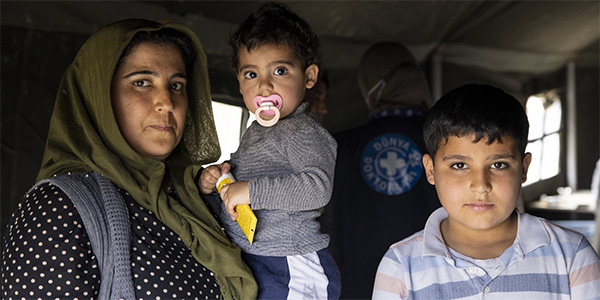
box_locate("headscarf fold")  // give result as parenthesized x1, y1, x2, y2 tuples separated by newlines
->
(358, 42, 433, 115)
(37, 19, 257, 300)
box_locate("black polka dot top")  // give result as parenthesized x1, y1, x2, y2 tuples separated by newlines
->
(2, 181, 222, 299)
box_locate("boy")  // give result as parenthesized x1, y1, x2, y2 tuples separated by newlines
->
(372, 84, 600, 299)
(199, 3, 340, 299)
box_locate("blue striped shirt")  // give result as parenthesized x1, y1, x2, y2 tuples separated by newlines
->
(373, 208, 600, 299)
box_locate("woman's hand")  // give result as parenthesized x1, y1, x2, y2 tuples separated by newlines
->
(199, 163, 231, 194)
(219, 181, 250, 221)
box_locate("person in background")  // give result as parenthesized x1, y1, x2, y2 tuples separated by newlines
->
(373, 83, 600, 299)
(305, 68, 331, 123)
(1, 19, 257, 299)
(322, 41, 440, 299)
(199, 3, 340, 300)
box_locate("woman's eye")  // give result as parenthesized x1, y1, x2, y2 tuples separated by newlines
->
(451, 163, 467, 170)
(244, 71, 257, 79)
(274, 68, 287, 76)
(170, 82, 184, 91)
(133, 80, 150, 87)
(491, 162, 508, 170)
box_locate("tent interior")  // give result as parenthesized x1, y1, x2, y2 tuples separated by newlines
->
(2, 1, 599, 242)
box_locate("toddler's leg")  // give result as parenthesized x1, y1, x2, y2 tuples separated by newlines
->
(316, 248, 341, 299)
(242, 253, 290, 299)
(242, 249, 341, 300)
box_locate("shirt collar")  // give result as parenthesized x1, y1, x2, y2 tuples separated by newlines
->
(421, 208, 551, 259)
(514, 211, 551, 254)
(422, 207, 452, 258)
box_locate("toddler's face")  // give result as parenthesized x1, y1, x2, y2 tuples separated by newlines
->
(236, 44, 318, 121)
(422, 134, 531, 234)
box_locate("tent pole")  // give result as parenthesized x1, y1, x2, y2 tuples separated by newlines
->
(431, 49, 443, 102)
(566, 60, 577, 190)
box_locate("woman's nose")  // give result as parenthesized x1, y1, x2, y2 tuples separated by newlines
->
(155, 87, 174, 113)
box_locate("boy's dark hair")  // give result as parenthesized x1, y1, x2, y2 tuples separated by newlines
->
(119, 28, 197, 75)
(228, 2, 321, 71)
(423, 84, 529, 159)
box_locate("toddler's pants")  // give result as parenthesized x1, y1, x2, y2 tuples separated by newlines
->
(242, 248, 341, 300)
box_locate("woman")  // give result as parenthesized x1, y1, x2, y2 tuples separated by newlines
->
(1, 19, 257, 299)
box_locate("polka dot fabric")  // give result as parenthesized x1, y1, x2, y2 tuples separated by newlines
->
(124, 187, 221, 300)
(2, 182, 222, 299)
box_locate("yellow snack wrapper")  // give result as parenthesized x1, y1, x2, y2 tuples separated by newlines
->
(216, 173, 257, 244)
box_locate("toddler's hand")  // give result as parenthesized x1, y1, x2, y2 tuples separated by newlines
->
(199, 163, 232, 194)
(220, 181, 250, 221)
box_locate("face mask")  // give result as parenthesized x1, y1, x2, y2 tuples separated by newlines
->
(364, 63, 408, 106)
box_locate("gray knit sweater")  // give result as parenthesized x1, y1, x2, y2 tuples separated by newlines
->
(219, 102, 337, 256)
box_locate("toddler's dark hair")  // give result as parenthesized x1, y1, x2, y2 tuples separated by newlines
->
(228, 2, 321, 71)
(423, 84, 529, 160)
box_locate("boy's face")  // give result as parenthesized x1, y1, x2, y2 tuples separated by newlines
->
(422, 134, 532, 234)
(236, 44, 318, 121)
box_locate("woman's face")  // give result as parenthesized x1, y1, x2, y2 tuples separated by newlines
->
(111, 42, 188, 161)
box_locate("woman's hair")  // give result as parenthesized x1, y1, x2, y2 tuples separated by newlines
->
(423, 84, 529, 160)
(228, 2, 321, 71)
(118, 28, 197, 74)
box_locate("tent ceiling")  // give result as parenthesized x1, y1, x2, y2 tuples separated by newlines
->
(3, 1, 599, 75)
(143, 0, 599, 74)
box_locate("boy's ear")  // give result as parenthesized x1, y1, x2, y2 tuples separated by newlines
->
(304, 64, 319, 89)
(423, 154, 435, 185)
(521, 152, 532, 183)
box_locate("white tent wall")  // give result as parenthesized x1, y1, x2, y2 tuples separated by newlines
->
(1, 0, 599, 242)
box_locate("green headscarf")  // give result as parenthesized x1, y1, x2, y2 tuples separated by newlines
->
(37, 19, 257, 300)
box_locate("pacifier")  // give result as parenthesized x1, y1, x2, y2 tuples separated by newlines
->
(253, 94, 283, 127)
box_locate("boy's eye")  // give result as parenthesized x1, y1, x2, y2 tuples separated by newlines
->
(274, 67, 287, 76)
(491, 162, 508, 170)
(451, 163, 467, 170)
(244, 71, 257, 79)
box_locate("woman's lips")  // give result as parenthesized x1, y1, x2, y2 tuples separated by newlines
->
(150, 125, 172, 131)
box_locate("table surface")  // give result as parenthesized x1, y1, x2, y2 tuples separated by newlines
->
(527, 190, 597, 213)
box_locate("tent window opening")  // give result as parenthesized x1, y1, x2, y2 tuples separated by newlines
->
(210, 100, 252, 164)
(523, 91, 562, 186)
